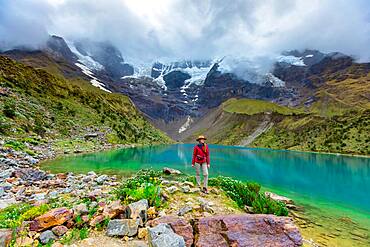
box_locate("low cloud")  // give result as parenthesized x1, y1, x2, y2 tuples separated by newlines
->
(1, 0, 369, 62)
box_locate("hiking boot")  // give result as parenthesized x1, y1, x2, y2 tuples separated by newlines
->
(203, 187, 208, 194)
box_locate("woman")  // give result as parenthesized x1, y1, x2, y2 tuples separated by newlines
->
(191, 135, 210, 193)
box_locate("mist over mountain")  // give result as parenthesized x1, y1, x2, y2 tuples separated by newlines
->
(1, 0, 370, 63)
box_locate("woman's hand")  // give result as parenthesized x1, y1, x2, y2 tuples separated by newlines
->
(207, 163, 210, 168)
(192, 164, 194, 167)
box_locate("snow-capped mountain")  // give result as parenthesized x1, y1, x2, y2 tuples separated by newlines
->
(2, 34, 363, 139)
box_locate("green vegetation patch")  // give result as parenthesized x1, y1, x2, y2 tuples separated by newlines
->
(209, 176, 288, 216)
(222, 98, 302, 116)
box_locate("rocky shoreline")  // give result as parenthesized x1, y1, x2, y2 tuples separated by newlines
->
(0, 144, 306, 247)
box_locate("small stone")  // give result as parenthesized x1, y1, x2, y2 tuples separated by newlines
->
(163, 167, 181, 175)
(161, 180, 170, 185)
(81, 215, 89, 223)
(147, 207, 157, 219)
(161, 191, 170, 200)
(265, 191, 293, 204)
(244, 205, 254, 213)
(148, 223, 185, 247)
(51, 242, 64, 247)
(39, 230, 57, 244)
(178, 206, 192, 216)
(82, 176, 92, 183)
(183, 181, 194, 187)
(87, 171, 97, 176)
(16, 236, 34, 246)
(103, 200, 125, 219)
(138, 227, 148, 240)
(106, 219, 139, 237)
(189, 188, 200, 193)
(166, 186, 178, 194)
(51, 225, 68, 236)
(89, 214, 105, 227)
(180, 186, 191, 193)
(96, 175, 109, 184)
(48, 191, 59, 199)
(74, 203, 89, 215)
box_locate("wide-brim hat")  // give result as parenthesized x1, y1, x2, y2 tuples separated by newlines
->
(196, 135, 207, 141)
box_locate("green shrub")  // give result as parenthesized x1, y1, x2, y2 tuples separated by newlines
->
(18, 204, 50, 222)
(113, 169, 162, 207)
(252, 194, 289, 216)
(3, 98, 16, 118)
(79, 227, 89, 240)
(0, 203, 32, 228)
(0, 115, 11, 134)
(4, 140, 26, 151)
(208, 176, 288, 216)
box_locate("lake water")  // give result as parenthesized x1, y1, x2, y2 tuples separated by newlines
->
(42, 144, 370, 245)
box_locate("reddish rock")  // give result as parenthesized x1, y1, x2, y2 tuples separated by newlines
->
(51, 225, 68, 236)
(0, 229, 13, 247)
(194, 214, 302, 247)
(29, 207, 73, 232)
(56, 173, 67, 180)
(148, 216, 194, 247)
(65, 219, 74, 228)
(89, 214, 105, 227)
(103, 200, 125, 219)
(81, 215, 90, 223)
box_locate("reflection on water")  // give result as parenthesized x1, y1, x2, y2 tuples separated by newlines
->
(42, 144, 370, 214)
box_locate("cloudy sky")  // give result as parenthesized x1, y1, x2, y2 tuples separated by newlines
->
(1, 0, 370, 62)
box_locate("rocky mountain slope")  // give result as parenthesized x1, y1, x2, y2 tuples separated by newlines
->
(2, 35, 369, 154)
(182, 98, 370, 155)
(0, 55, 171, 155)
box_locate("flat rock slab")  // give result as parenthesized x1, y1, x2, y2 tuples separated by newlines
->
(148, 216, 194, 247)
(195, 214, 302, 247)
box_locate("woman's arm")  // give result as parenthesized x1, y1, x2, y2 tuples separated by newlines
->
(192, 146, 197, 166)
(206, 145, 210, 166)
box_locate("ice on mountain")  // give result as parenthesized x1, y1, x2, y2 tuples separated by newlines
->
(153, 75, 167, 90)
(305, 54, 314, 58)
(265, 73, 285, 87)
(67, 41, 104, 71)
(75, 63, 111, 93)
(277, 55, 306, 66)
(178, 116, 193, 133)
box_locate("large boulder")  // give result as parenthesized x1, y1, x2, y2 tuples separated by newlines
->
(29, 207, 73, 232)
(106, 219, 139, 237)
(148, 223, 186, 247)
(194, 214, 302, 247)
(126, 199, 149, 225)
(148, 216, 193, 247)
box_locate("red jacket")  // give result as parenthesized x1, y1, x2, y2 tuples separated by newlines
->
(192, 144, 210, 165)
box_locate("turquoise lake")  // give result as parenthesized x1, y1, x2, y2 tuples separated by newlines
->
(42, 144, 370, 215)
(42, 144, 370, 245)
